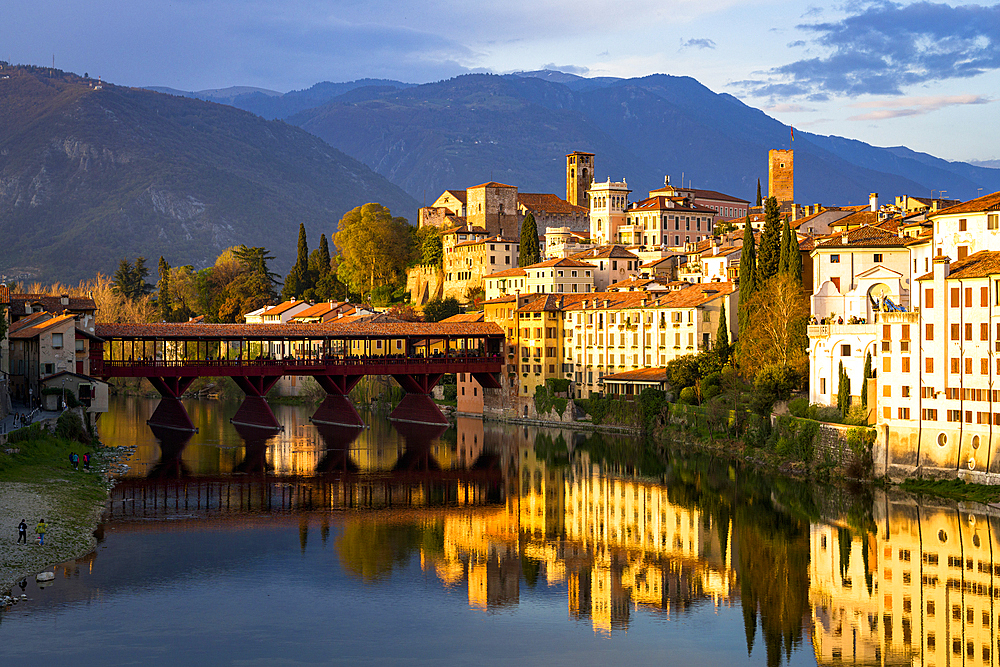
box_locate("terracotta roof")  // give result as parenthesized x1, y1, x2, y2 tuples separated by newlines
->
(485, 267, 527, 279)
(517, 193, 587, 215)
(290, 302, 342, 319)
(515, 283, 736, 314)
(600, 368, 668, 383)
(263, 300, 310, 316)
(94, 321, 504, 339)
(928, 191, 1000, 217)
(814, 224, 906, 249)
(571, 245, 640, 261)
(9, 314, 77, 339)
(468, 181, 516, 189)
(524, 257, 594, 270)
(440, 312, 485, 323)
(916, 250, 1000, 281)
(629, 196, 717, 215)
(10, 294, 97, 312)
(8, 311, 51, 334)
(483, 295, 518, 305)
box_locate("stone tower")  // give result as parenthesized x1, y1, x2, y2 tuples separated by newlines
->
(768, 149, 794, 205)
(566, 151, 595, 208)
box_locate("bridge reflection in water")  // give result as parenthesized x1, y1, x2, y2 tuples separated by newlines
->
(99, 404, 1000, 664)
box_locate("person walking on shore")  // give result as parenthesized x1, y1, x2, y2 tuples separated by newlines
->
(17, 519, 27, 544)
(35, 519, 47, 545)
(83, 452, 90, 471)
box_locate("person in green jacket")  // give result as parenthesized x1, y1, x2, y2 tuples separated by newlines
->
(35, 519, 47, 545)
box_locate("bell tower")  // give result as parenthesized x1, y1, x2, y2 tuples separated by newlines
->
(566, 151, 595, 208)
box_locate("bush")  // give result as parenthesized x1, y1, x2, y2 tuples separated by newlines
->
(787, 397, 809, 418)
(638, 388, 666, 432)
(56, 411, 91, 445)
(773, 415, 819, 462)
(679, 386, 698, 405)
(846, 427, 876, 478)
(443, 384, 457, 401)
(754, 364, 798, 401)
(844, 403, 869, 426)
(546, 378, 571, 394)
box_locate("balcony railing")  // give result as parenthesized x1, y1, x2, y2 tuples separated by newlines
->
(807, 323, 876, 338)
(876, 311, 920, 324)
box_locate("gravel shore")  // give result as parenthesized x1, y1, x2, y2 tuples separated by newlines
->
(0, 477, 107, 595)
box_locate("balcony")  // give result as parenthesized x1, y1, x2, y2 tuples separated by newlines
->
(876, 311, 920, 324)
(808, 323, 876, 339)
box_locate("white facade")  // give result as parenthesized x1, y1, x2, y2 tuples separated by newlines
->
(588, 180, 630, 246)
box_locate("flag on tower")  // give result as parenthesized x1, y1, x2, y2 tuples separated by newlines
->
(790, 126, 795, 142)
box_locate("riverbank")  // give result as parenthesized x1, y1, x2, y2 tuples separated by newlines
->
(0, 417, 121, 595)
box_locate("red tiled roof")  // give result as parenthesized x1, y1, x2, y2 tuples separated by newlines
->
(9, 314, 77, 339)
(10, 294, 97, 312)
(468, 181, 516, 189)
(928, 191, 1000, 217)
(440, 312, 485, 323)
(95, 321, 504, 339)
(263, 300, 311, 316)
(630, 196, 717, 215)
(517, 193, 588, 215)
(524, 257, 594, 270)
(514, 283, 736, 314)
(814, 224, 906, 248)
(571, 245, 640, 261)
(916, 250, 1000, 281)
(8, 311, 51, 334)
(485, 267, 527, 279)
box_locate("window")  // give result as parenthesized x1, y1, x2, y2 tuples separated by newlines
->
(951, 287, 960, 307)
(51, 333, 63, 348)
(925, 288, 934, 309)
(951, 323, 960, 340)
(902, 385, 911, 397)
(984, 358, 990, 375)
(958, 246, 969, 261)
(965, 323, 973, 340)
(883, 385, 891, 397)
(841, 344, 851, 356)
(926, 323, 934, 340)
(75, 339, 85, 352)
(982, 323, 989, 340)
(959, 218, 967, 231)
(883, 357, 892, 373)
(902, 358, 911, 373)
(951, 357, 960, 373)
(820, 378, 826, 394)
(830, 254, 840, 263)
(989, 213, 999, 230)
(898, 407, 910, 420)
(966, 358, 973, 374)
(874, 253, 883, 262)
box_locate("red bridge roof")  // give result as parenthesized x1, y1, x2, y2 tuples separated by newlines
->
(95, 321, 504, 340)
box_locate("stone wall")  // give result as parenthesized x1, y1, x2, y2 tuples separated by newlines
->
(477, 387, 578, 425)
(406, 264, 444, 307)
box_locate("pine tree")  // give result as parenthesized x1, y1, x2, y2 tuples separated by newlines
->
(157, 256, 172, 322)
(756, 197, 782, 285)
(737, 217, 757, 338)
(519, 213, 540, 267)
(756, 179, 762, 207)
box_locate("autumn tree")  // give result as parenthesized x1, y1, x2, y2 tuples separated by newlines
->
(519, 213, 540, 267)
(333, 203, 413, 300)
(215, 246, 281, 322)
(738, 273, 809, 381)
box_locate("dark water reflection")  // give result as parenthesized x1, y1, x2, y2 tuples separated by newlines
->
(1, 397, 998, 667)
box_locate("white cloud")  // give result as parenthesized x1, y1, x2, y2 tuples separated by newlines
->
(847, 94, 991, 120)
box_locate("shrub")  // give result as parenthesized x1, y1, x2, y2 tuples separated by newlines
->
(846, 427, 876, 478)
(443, 384, 457, 401)
(787, 397, 809, 418)
(56, 411, 91, 445)
(844, 403, 869, 426)
(754, 364, 798, 401)
(773, 415, 819, 462)
(679, 386, 698, 405)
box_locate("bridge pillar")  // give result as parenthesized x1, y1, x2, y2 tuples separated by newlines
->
(232, 422, 276, 474)
(311, 375, 365, 428)
(314, 423, 363, 474)
(147, 424, 195, 478)
(231, 376, 282, 431)
(389, 373, 448, 426)
(146, 377, 198, 431)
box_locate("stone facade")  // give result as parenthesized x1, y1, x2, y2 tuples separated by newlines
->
(768, 149, 794, 205)
(566, 151, 594, 208)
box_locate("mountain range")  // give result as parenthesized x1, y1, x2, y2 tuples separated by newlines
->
(171, 70, 999, 208)
(0, 66, 418, 283)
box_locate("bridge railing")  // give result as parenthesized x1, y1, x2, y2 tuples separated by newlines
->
(97, 352, 505, 369)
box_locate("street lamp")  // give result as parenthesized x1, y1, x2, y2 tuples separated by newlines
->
(61, 379, 66, 411)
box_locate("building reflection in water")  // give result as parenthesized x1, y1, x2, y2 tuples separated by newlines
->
(809, 493, 1000, 667)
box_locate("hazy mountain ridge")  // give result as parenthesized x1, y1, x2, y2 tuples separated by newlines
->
(0, 67, 418, 283)
(209, 69, 999, 205)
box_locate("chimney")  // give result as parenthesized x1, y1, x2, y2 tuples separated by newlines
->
(842, 233, 849, 245)
(869, 193, 879, 212)
(60, 294, 69, 306)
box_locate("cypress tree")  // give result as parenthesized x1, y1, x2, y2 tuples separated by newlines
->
(716, 300, 731, 365)
(296, 223, 309, 270)
(862, 351, 872, 410)
(756, 197, 782, 285)
(756, 179, 762, 207)
(157, 256, 171, 322)
(786, 221, 802, 283)
(519, 212, 540, 267)
(737, 217, 757, 338)
(282, 223, 312, 300)
(317, 234, 331, 277)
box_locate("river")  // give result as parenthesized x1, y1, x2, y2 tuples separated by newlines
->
(0, 396, 996, 666)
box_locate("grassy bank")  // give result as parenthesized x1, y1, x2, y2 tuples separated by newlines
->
(0, 416, 108, 594)
(899, 478, 1000, 505)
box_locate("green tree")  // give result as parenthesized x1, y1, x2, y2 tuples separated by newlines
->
(738, 218, 757, 338)
(112, 257, 152, 300)
(308, 233, 332, 280)
(837, 361, 850, 416)
(519, 212, 540, 267)
(418, 226, 443, 267)
(422, 296, 461, 322)
(779, 217, 801, 283)
(756, 178, 762, 207)
(157, 256, 172, 322)
(333, 203, 413, 299)
(282, 223, 314, 301)
(756, 197, 782, 285)
(212, 246, 281, 322)
(666, 354, 701, 393)
(861, 351, 872, 410)
(716, 300, 731, 365)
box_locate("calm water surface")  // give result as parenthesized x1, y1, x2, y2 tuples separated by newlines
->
(0, 396, 996, 666)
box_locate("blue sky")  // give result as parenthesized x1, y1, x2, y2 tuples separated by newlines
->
(4, 0, 998, 163)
